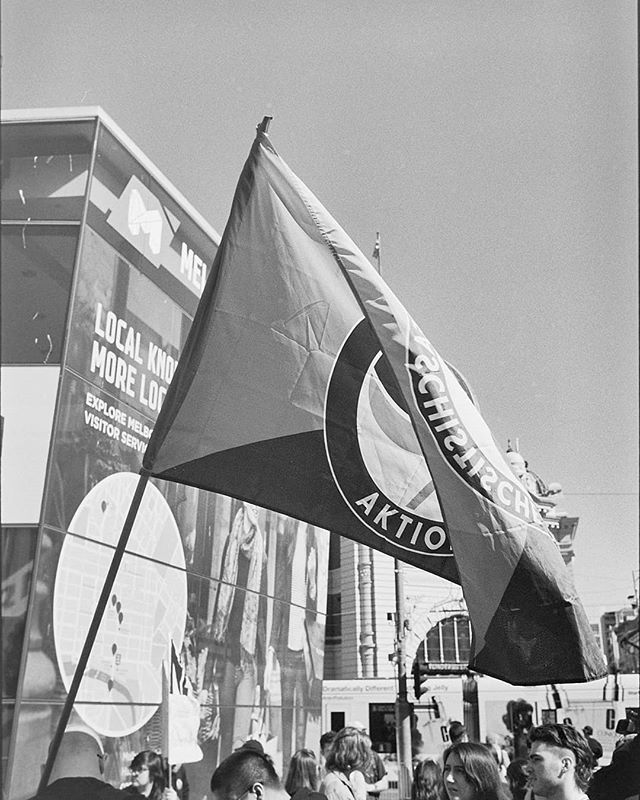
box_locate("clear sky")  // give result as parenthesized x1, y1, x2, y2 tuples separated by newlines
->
(2, 0, 637, 618)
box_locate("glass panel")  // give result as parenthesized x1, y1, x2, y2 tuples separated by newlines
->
(1, 120, 95, 221)
(90, 124, 218, 309)
(1, 225, 78, 364)
(7, 701, 160, 800)
(0, 367, 59, 524)
(1, 702, 14, 792)
(1, 527, 38, 697)
(65, 226, 189, 416)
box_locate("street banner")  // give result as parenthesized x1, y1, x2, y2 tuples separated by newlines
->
(143, 122, 605, 684)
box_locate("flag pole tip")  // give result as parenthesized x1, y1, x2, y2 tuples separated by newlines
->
(257, 116, 273, 134)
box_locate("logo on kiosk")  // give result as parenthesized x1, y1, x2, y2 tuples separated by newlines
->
(127, 187, 163, 255)
(106, 175, 208, 296)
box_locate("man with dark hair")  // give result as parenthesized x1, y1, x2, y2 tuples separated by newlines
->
(448, 721, 468, 745)
(319, 731, 337, 776)
(320, 731, 336, 757)
(527, 723, 593, 799)
(210, 748, 289, 800)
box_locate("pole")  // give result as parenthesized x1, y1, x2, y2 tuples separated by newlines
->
(374, 236, 412, 797)
(394, 558, 413, 800)
(358, 543, 376, 676)
(38, 470, 151, 792)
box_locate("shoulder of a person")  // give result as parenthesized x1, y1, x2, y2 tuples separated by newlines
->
(292, 790, 327, 800)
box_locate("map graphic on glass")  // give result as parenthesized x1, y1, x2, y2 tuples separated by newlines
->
(53, 472, 187, 736)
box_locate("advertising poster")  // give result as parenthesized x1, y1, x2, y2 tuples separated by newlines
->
(13, 215, 329, 798)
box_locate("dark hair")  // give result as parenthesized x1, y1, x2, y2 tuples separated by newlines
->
(505, 758, 529, 800)
(210, 749, 282, 797)
(285, 749, 319, 795)
(325, 727, 368, 775)
(411, 758, 442, 800)
(320, 731, 337, 752)
(130, 750, 165, 800)
(528, 723, 593, 791)
(442, 742, 508, 800)
(583, 725, 593, 737)
(448, 721, 467, 744)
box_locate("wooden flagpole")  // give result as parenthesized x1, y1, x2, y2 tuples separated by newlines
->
(38, 470, 151, 792)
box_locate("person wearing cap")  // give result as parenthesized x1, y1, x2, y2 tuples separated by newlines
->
(29, 727, 128, 799)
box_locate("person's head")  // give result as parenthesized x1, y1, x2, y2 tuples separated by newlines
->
(129, 750, 165, 798)
(210, 748, 287, 800)
(442, 742, 506, 800)
(47, 727, 106, 782)
(582, 725, 593, 737)
(505, 758, 529, 800)
(285, 749, 319, 794)
(325, 727, 368, 775)
(239, 740, 266, 756)
(527, 724, 593, 796)
(411, 758, 442, 800)
(320, 731, 337, 761)
(448, 722, 468, 745)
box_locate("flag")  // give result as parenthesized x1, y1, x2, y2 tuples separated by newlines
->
(371, 232, 381, 266)
(143, 125, 605, 684)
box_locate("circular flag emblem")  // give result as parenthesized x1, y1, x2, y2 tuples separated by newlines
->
(324, 319, 452, 558)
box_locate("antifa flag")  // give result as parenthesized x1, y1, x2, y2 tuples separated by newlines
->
(143, 122, 605, 685)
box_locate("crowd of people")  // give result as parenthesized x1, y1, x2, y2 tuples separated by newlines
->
(407, 720, 639, 800)
(28, 718, 638, 800)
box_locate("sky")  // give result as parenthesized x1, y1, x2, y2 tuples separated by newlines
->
(2, 0, 637, 619)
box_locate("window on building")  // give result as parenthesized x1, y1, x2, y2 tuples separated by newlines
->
(328, 532, 341, 569)
(326, 592, 342, 644)
(331, 711, 345, 732)
(425, 613, 472, 664)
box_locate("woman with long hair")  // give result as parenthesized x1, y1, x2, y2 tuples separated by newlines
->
(442, 742, 509, 800)
(285, 748, 325, 800)
(124, 750, 177, 800)
(411, 758, 442, 800)
(319, 727, 368, 800)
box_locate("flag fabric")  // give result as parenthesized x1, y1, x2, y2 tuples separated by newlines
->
(143, 126, 605, 684)
(371, 232, 381, 265)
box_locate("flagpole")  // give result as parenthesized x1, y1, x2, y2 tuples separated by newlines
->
(38, 469, 151, 792)
(371, 232, 412, 797)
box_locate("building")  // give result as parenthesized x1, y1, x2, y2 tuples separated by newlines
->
(600, 607, 640, 674)
(1, 108, 329, 799)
